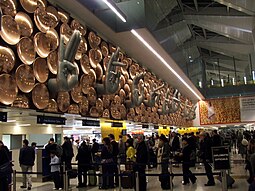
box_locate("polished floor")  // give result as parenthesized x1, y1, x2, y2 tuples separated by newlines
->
(15, 152, 250, 191)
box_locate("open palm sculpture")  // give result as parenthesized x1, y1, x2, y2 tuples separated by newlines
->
(96, 47, 126, 95)
(48, 30, 81, 93)
(144, 84, 164, 107)
(182, 99, 197, 120)
(126, 73, 145, 108)
(169, 89, 181, 113)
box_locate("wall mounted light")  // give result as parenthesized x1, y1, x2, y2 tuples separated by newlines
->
(244, 76, 247, 84)
(131, 29, 202, 101)
(101, 0, 127, 22)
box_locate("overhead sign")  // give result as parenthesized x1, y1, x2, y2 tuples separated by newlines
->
(154, 125, 159, 129)
(82, 119, 100, 127)
(142, 124, 149, 129)
(37, 115, 66, 125)
(111, 122, 123, 127)
(0, 112, 7, 122)
(212, 146, 230, 170)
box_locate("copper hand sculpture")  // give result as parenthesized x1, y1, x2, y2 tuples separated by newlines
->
(169, 89, 181, 113)
(182, 99, 197, 120)
(144, 84, 164, 107)
(97, 47, 126, 95)
(48, 30, 81, 93)
(126, 73, 145, 108)
(159, 88, 171, 114)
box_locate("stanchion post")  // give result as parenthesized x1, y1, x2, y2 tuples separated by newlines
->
(169, 161, 173, 191)
(118, 163, 122, 191)
(13, 170, 16, 191)
(135, 171, 139, 191)
(63, 162, 68, 191)
(221, 170, 228, 191)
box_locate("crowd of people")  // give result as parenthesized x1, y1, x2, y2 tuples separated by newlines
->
(2, 129, 255, 190)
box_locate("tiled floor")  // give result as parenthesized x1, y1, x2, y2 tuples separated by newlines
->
(15, 152, 251, 191)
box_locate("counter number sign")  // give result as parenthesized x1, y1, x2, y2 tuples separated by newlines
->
(212, 146, 230, 170)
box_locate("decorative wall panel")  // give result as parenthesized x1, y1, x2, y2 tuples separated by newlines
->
(0, 0, 194, 126)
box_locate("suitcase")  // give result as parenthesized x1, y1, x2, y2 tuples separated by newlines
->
(218, 173, 235, 188)
(159, 173, 170, 189)
(121, 171, 134, 189)
(88, 169, 97, 186)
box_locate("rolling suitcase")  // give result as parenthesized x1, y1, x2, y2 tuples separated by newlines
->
(218, 173, 235, 188)
(121, 171, 134, 189)
(88, 169, 97, 186)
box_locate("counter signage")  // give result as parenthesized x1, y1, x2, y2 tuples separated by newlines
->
(37, 115, 66, 125)
(212, 146, 230, 170)
(0, 112, 7, 122)
(142, 124, 149, 129)
(154, 125, 159, 129)
(82, 119, 100, 127)
(111, 122, 123, 127)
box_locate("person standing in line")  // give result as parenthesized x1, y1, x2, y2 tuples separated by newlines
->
(199, 132, 215, 186)
(100, 137, 114, 189)
(19, 139, 35, 190)
(118, 135, 126, 163)
(179, 137, 197, 185)
(31, 142, 37, 154)
(76, 141, 92, 188)
(135, 135, 148, 191)
(158, 135, 171, 190)
(61, 136, 74, 171)
(108, 134, 119, 187)
(91, 139, 99, 160)
(0, 140, 11, 191)
(50, 151, 62, 190)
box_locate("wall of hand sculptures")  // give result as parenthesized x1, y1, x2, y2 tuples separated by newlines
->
(0, 0, 195, 126)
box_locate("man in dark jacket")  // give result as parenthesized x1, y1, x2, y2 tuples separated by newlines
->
(0, 141, 10, 191)
(76, 141, 92, 187)
(19, 139, 35, 190)
(199, 132, 215, 186)
(135, 135, 148, 190)
(108, 134, 119, 186)
(62, 136, 74, 170)
(169, 132, 180, 153)
(212, 130, 222, 147)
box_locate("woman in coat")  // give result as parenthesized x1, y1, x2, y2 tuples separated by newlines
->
(100, 137, 114, 189)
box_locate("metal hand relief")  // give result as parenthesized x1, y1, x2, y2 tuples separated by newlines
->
(144, 83, 164, 107)
(48, 30, 81, 93)
(126, 73, 145, 108)
(182, 99, 197, 120)
(97, 47, 126, 95)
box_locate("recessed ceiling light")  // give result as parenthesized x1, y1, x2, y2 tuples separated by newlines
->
(102, 0, 127, 22)
(188, 56, 191, 59)
(131, 29, 202, 101)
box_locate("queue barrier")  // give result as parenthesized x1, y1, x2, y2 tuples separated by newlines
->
(11, 161, 230, 191)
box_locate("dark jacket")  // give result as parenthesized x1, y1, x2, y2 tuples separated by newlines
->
(162, 142, 170, 162)
(110, 141, 119, 158)
(91, 142, 99, 155)
(136, 141, 148, 165)
(76, 143, 92, 170)
(19, 146, 35, 166)
(62, 141, 74, 160)
(0, 146, 9, 166)
(212, 134, 222, 147)
(199, 136, 213, 162)
(45, 143, 57, 156)
(101, 145, 113, 160)
(182, 144, 192, 163)
(171, 136, 180, 152)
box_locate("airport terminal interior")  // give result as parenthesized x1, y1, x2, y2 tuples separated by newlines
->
(1, 0, 255, 191)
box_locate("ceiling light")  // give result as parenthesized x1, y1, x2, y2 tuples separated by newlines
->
(188, 56, 191, 59)
(131, 29, 202, 101)
(102, 0, 127, 22)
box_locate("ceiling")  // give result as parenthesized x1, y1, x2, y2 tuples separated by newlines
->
(50, 0, 255, 100)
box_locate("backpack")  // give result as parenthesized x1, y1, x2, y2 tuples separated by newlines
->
(56, 144, 63, 158)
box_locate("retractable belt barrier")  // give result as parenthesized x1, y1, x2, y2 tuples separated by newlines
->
(11, 161, 230, 191)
